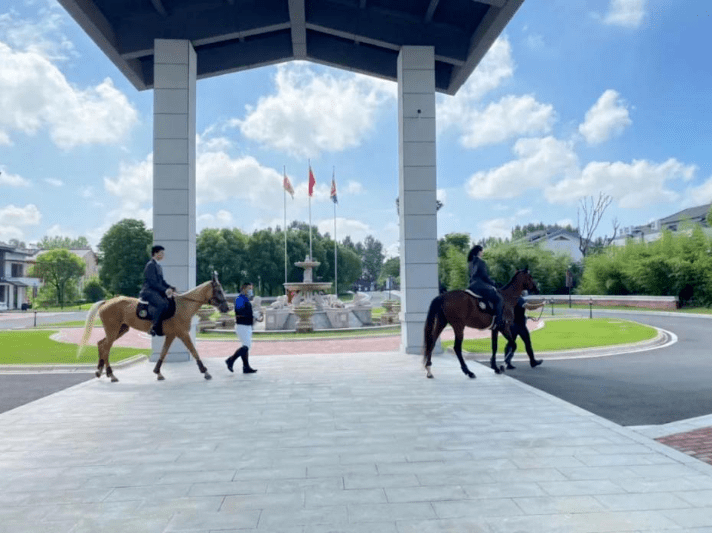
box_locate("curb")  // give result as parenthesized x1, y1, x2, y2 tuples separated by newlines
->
(0, 354, 148, 374)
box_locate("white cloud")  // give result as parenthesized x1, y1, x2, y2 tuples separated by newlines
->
(684, 176, 712, 206)
(459, 94, 555, 149)
(234, 62, 395, 158)
(438, 37, 514, 130)
(437, 188, 447, 206)
(578, 89, 631, 145)
(43, 178, 63, 187)
(344, 181, 363, 195)
(0, 169, 30, 187)
(0, 42, 138, 149)
(602, 0, 646, 28)
(197, 210, 234, 230)
(0, 203, 41, 242)
(0, 4, 77, 61)
(316, 217, 370, 242)
(103, 156, 152, 208)
(466, 136, 579, 199)
(478, 217, 516, 240)
(545, 158, 697, 207)
(44, 223, 78, 239)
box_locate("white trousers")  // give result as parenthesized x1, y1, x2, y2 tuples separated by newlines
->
(235, 324, 252, 348)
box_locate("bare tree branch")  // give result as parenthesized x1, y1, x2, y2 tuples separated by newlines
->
(578, 193, 613, 257)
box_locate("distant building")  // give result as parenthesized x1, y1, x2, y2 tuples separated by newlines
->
(515, 228, 584, 263)
(612, 202, 712, 246)
(0, 243, 43, 310)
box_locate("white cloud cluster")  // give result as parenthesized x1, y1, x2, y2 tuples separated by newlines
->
(234, 62, 395, 158)
(0, 203, 41, 242)
(578, 89, 631, 145)
(438, 38, 554, 148)
(603, 0, 646, 28)
(0, 169, 30, 187)
(0, 4, 77, 61)
(0, 42, 138, 149)
(459, 95, 555, 149)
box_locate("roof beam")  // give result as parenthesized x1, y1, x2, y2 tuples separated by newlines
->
(150, 0, 167, 17)
(288, 0, 307, 58)
(474, 0, 507, 7)
(424, 0, 440, 23)
(359, 0, 367, 7)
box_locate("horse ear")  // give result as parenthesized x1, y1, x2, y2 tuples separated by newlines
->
(212, 270, 218, 281)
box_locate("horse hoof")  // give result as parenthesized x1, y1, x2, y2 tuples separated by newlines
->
(157, 374, 165, 381)
(204, 372, 212, 380)
(95, 371, 101, 378)
(110, 376, 119, 383)
(427, 374, 433, 379)
(531, 359, 543, 368)
(468, 372, 476, 379)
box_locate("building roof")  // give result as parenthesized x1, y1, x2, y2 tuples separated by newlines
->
(660, 203, 711, 225)
(57, 0, 524, 95)
(521, 228, 580, 244)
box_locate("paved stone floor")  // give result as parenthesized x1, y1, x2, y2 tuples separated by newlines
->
(5, 351, 712, 532)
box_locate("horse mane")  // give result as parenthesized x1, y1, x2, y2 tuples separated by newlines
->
(175, 280, 212, 301)
(500, 269, 524, 291)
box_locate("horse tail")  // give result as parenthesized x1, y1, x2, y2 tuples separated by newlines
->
(77, 300, 105, 359)
(423, 294, 447, 365)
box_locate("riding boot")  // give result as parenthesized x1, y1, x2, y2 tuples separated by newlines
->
(242, 349, 257, 374)
(494, 299, 505, 331)
(225, 346, 245, 373)
(150, 320, 163, 337)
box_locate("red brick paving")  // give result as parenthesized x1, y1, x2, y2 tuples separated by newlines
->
(657, 427, 712, 466)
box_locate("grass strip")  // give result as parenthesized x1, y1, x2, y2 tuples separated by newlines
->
(442, 318, 657, 354)
(0, 330, 149, 365)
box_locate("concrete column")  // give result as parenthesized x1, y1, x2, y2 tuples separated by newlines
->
(151, 39, 197, 362)
(397, 47, 439, 355)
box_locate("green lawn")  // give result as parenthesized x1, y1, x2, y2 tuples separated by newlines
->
(546, 302, 712, 315)
(441, 318, 658, 354)
(0, 330, 149, 365)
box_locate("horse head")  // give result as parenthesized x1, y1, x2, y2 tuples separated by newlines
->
(209, 271, 230, 313)
(518, 268, 539, 295)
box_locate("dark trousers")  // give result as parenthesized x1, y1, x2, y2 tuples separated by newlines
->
(141, 289, 169, 331)
(469, 282, 504, 323)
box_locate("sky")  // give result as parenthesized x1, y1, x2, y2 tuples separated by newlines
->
(1, 0, 711, 258)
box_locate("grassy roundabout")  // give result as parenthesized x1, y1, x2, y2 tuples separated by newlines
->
(441, 318, 658, 354)
(0, 330, 150, 365)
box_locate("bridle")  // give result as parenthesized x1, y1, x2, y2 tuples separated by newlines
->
(175, 280, 226, 307)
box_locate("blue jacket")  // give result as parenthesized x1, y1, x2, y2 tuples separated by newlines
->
(234, 294, 254, 325)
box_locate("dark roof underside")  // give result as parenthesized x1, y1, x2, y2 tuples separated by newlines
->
(58, 0, 523, 94)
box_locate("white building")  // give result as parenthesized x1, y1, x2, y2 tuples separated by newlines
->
(0, 244, 42, 311)
(516, 229, 583, 263)
(612, 203, 712, 246)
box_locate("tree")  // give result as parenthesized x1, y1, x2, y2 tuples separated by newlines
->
(37, 236, 90, 249)
(377, 256, 400, 288)
(577, 193, 619, 257)
(196, 228, 248, 292)
(361, 235, 384, 285)
(336, 245, 362, 295)
(247, 229, 283, 295)
(8, 238, 26, 249)
(707, 204, 712, 227)
(98, 219, 153, 297)
(438, 233, 471, 258)
(29, 249, 85, 308)
(82, 277, 106, 302)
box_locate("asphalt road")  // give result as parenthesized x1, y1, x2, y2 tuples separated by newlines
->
(490, 310, 712, 427)
(0, 310, 88, 330)
(0, 373, 95, 414)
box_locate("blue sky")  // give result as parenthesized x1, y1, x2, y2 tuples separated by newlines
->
(1, 0, 711, 258)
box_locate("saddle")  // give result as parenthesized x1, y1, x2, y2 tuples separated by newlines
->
(136, 298, 176, 322)
(464, 289, 492, 312)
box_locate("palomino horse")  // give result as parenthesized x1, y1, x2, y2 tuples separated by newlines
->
(423, 269, 539, 379)
(77, 271, 229, 382)
(491, 299, 545, 373)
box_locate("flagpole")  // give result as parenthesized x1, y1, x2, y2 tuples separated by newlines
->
(333, 167, 337, 296)
(308, 161, 313, 260)
(284, 166, 288, 293)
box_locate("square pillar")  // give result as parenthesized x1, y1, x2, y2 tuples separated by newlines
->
(397, 47, 439, 355)
(151, 39, 197, 362)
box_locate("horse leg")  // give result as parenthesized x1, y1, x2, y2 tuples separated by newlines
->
(96, 338, 106, 378)
(177, 333, 211, 380)
(424, 318, 447, 379)
(520, 327, 542, 368)
(153, 335, 175, 380)
(452, 326, 475, 379)
(504, 339, 517, 370)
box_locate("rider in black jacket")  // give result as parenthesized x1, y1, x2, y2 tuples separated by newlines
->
(139, 245, 176, 336)
(467, 245, 505, 330)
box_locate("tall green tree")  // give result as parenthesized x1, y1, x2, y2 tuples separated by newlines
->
(361, 235, 384, 284)
(82, 276, 106, 302)
(707, 204, 712, 227)
(196, 228, 248, 291)
(37, 236, 90, 249)
(98, 219, 153, 297)
(377, 256, 400, 288)
(247, 229, 283, 295)
(29, 249, 85, 308)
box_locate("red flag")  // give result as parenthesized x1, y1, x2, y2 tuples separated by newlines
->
(308, 167, 316, 197)
(330, 175, 338, 204)
(283, 172, 294, 198)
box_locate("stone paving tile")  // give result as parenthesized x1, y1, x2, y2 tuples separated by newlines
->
(431, 498, 522, 519)
(384, 485, 467, 503)
(304, 487, 387, 507)
(593, 491, 691, 511)
(348, 502, 437, 523)
(513, 495, 607, 514)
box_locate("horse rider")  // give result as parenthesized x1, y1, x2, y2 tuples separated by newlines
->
(467, 244, 505, 330)
(139, 245, 177, 337)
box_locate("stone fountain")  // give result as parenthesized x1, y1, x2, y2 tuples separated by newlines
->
(263, 256, 373, 332)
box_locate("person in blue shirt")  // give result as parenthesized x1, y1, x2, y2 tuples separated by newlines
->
(225, 282, 259, 374)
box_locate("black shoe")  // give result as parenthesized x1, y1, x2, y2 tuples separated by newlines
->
(243, 366, 257, 374)
(149, 328, 158, 337)
(225, 356, 235, 373)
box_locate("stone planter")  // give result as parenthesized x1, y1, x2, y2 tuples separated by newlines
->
(380, 300, 399, 325)
(294, 305, 315, 333)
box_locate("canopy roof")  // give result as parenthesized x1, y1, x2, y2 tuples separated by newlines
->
(58, 0, 523, 94)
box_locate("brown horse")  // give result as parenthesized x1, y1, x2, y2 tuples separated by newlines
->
(423, 269, 539, 379)
(77, 271, 229, 382)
